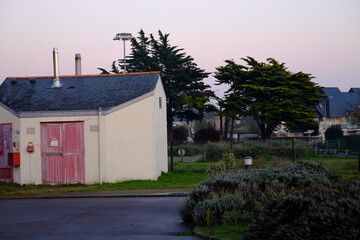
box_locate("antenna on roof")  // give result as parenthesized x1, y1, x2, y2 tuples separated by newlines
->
(52, 48, 62, 88)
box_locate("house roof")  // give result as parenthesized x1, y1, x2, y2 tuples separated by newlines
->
(317, 87, 360, 118)
(0, 72, 160, 113)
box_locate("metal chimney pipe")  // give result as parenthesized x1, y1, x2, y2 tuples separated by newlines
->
(52, 48, 62, 88)
(75, 53, 81, 75)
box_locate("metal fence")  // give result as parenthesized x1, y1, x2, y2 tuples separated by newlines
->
(169, 136, 360, 173)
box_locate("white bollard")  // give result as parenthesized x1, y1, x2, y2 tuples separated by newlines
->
(244, 156, 253, 170)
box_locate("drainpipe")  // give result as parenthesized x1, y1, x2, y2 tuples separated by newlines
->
(99, 108, 102, 185)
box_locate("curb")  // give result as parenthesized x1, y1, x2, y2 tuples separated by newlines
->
(0, 192, 189, 200)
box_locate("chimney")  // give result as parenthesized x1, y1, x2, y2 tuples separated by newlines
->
(52, 48, 62, 88)
(75, 53, 81, 75)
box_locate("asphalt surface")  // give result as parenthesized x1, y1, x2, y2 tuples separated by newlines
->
(0, 197, 200, 240)
(0, 188, 192, 199)
(168, 155, 202, 163)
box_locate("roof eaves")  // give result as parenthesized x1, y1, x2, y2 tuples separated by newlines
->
(0, 102, 19, 117)
(18, 110, 100, 118)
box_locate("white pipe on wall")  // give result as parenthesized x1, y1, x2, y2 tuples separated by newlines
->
(98, 108, 102, 185)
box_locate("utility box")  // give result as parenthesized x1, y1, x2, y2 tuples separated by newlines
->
(8, 152, 20, 166)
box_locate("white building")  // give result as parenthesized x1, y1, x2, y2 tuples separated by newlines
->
(0, 72, 168, 184)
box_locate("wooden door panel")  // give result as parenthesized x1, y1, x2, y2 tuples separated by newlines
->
(45, 156, 62, 183)
(42, 123, 62, 184)
(42, 122, 84, 184)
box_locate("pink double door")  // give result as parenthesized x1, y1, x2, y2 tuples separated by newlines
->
(41, 122, 84, 184)
(0, 123, 13, 182)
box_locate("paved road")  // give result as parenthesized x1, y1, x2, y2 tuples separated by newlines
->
(168, 155, 202, 162)
(0, 197, 199, 240)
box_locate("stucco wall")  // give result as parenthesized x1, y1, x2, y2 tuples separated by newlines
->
(103, 79, 167, 182)
(104, 96, 157, 182)
(153, 79, 168, 177)
(13, 115, 100, 184)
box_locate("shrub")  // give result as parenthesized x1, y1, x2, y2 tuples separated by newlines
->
(232, 140, 309, 159)
(325, 125, 343, 140)
(201, 140, 311, 162)
(204, 143, 230, 161)
(194, 128, 220, 144)
(205, 153, 236, 178)
(193, 195, 245, 226)
(243, 179, 360, 240)
(180, 161, 339, 223)
(172, 125, 189, 145)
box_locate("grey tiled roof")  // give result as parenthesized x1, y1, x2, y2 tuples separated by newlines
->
(0, 72, 160, 113)
(317, 87, 360, 118)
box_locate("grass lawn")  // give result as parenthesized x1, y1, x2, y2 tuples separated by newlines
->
(1, 155, 358, 197)
(303, 155, 360, 179)
(0, 161, 210, 197)
(195, 224, 248, 240)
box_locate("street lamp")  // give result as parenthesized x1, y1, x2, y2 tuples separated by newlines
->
(113, 33, 134, 73)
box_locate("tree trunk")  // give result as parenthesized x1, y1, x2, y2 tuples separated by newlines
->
(265, 125, 275, 139)
(230, 118, 235, 142)
(167, 121, 173, 143)
(224, 116, 229, 141)
(219, 114, 224, 142)
(230, 117, 235, 143)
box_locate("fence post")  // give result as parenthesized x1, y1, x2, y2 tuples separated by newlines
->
(292, 138, 295, 163)
(170, 140, 174, 172)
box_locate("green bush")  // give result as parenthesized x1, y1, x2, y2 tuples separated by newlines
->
(172, 125, 189, 145)
(175, 140, 311, 162)
(193, 195, 245, 226)
(180, 161, 339, 224)
(205, 153, 236, 178)
(243, 179, 360, 240)
(232, 140, 309, 159)
(325, 125, 343, 140)
(204, 143, 231, 161)
(194, 128, 220, 144)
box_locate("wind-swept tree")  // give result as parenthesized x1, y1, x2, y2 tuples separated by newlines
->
(99, 30, 212, 142)
(218, 93, 246, 141)
(215, 57, 323, 139)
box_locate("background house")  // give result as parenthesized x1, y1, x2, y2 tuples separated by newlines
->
(0, 72, 167, 184)
(316, 87, 360, 138)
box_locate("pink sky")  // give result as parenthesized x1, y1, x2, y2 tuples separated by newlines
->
(0, 0, 359, 97)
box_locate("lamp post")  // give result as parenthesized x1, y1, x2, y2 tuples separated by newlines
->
(113, 33, 134, 73)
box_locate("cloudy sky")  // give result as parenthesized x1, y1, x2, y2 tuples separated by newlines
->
(0, 0, 359, 97)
